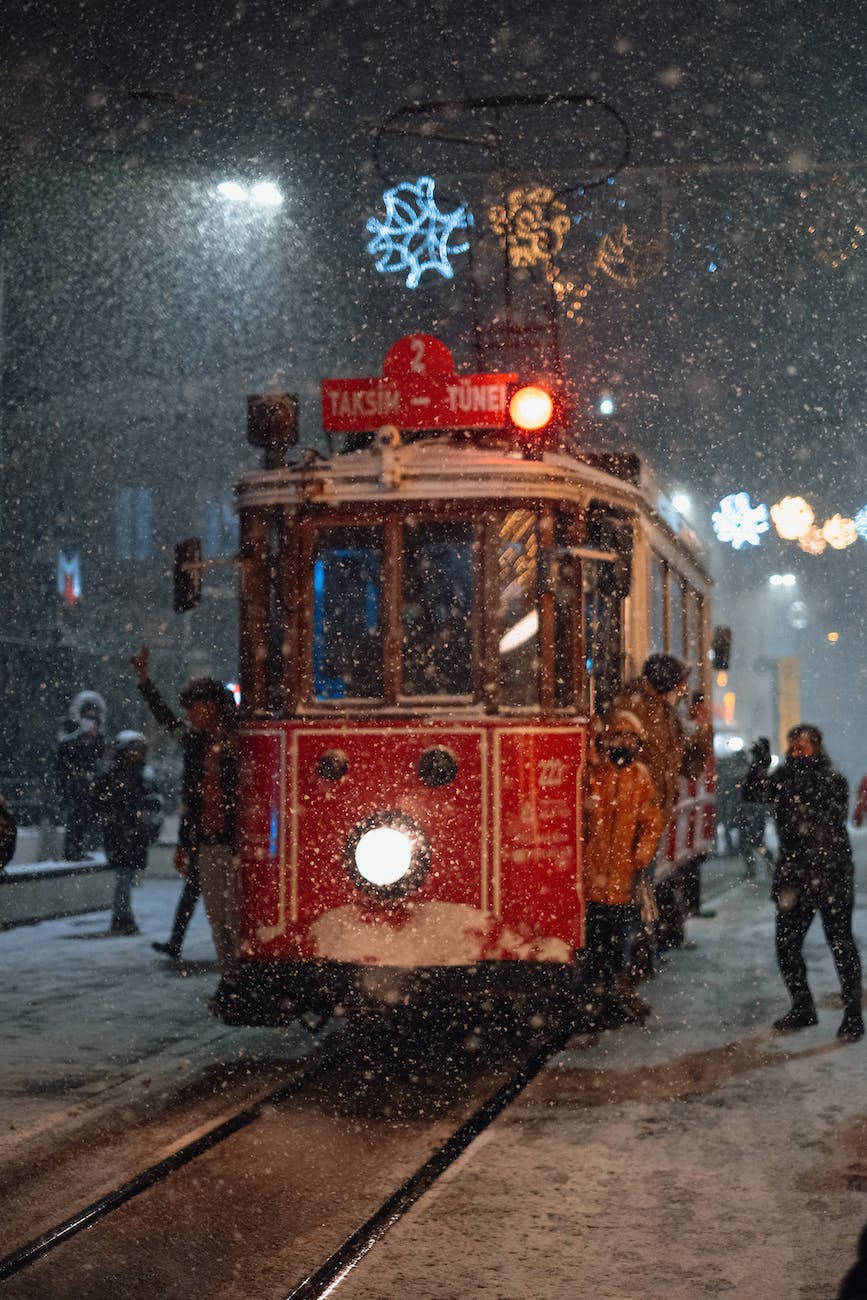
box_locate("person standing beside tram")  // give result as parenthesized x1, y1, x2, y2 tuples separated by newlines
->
(743, 725, 864, 1041)
(583, 709, 663, 1026)
(613, 654, 714, 971)
(131, 647, 240, 1006)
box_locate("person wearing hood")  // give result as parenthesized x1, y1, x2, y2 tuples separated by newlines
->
(743, 725, 863, 1041)
(53, 690, 107, 860)
(94, 731, 163, 936)
(583, 709, 663, 1026)
(613, 654, 713, 963)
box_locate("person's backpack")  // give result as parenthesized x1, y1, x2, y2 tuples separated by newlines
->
(0, 793, 18, 870)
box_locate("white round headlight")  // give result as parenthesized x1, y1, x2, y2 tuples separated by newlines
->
(354, 826, 413, 887)
(345, 811, 431, 898)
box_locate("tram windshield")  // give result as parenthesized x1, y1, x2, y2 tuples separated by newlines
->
(313, 526, 384, 700)
(498, 509, 541, 706)
(402, 520, 474, 697)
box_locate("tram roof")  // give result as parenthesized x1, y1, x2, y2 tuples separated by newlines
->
(235, 429, 708, 572)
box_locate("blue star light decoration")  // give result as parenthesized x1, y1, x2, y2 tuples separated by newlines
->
(854, 506, 867, 540)
(712, 492, 770, 549)
(366, 176, 473, 289)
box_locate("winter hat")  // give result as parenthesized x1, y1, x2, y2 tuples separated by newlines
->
(609, 708, 644, 737)
(114, 730, 147, 751)
(788, 723, 823, 750)
(643, 653, 689, 694)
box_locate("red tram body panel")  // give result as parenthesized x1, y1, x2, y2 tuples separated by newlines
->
(237, 720, 584, 970)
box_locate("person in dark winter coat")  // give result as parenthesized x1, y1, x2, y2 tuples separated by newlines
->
(743, 724, 864, 1041)
(0, 790, 17, 870)
(53, 690, 107, 859)
(94, 731, 162, 935)
(131, 646, 239, 989)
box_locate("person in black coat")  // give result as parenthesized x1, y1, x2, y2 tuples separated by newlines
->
(131, 646, 239, 989)
(53, 690, 108, 859)
(94, 731, 162, 935)
(743, 724, 863, 1041)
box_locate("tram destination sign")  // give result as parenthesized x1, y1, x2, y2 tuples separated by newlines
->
(321, 333, 517, 433)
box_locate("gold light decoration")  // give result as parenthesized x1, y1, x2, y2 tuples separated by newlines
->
(547, 270, 594, 323)
(800, 174, 867, 270)
(770, 496, 814, 540)
(488, 187, 572, 269)
(594, 223, 666, 287)
(821, 514, 858, 549)
(798, 526, 827, 555)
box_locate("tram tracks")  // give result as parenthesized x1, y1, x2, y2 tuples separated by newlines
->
(0, 1021, 574, 1299)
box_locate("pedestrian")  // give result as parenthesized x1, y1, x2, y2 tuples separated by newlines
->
(743, 726, 864, 1041)
(614, 654, 713, 966)
(734, 786, 771, 879)
(0, 789, 17, 870)
(853, 775, 867, 828)
(583, 709, 663, 1027)
(53, 690, 107, 859)
(94, 731, 163, 936)
(131, 646, 240, 1002)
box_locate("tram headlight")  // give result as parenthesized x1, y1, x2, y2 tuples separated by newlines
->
(345, 811, 431, 898)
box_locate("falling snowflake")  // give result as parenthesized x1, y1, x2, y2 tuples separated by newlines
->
(365, 176, 472, 289)
(712, 492, 770, 549)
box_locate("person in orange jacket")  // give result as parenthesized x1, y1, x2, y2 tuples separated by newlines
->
(583, 708, 663, 1026)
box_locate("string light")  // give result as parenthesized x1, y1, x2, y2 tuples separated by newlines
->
(488, 186, 571, 268)
(770, 496, 814, 540)
(797, 525, 827, 556)
(821, 514, 858, 549)
(594, 223, 666, 287)
(712, 493, 770, 549)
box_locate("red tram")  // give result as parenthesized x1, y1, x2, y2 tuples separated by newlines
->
(220, 335, 714, 1025)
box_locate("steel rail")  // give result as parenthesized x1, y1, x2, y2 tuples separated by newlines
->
(0, 1033, 346, 1282)
(285, 1025, 573, 1300)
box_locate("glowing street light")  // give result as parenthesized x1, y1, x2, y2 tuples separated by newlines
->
(769, 573, 796, 587)
(216, 180, 284, 207)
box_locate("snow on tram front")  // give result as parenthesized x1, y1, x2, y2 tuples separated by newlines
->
(219, 333, 714, 1027)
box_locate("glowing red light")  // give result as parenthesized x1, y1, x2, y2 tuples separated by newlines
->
(509, 385, 554, 431)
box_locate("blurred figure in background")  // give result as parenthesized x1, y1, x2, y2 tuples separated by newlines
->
(53, 690, 107, 860)
(94, 731, 163, 936)
(852, 775, 867, 829)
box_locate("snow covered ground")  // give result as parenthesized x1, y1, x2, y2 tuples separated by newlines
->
(2, 841, 867, 1296)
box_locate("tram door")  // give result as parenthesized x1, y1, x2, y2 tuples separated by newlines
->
(582, 557, 625, 712)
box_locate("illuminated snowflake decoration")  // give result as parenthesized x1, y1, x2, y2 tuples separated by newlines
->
(489, 186, 572, 269)
(365, 176, 473, 289)
(712, 493, 770, 550)
(854, 506, 867, 540)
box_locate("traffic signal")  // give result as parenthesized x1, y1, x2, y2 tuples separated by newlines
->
(173, 537, 203, 613)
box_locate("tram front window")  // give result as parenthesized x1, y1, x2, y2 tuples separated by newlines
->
(313, 526, 384, 700)
(402, 521, 474, 697)
(498, 509, 540, 706)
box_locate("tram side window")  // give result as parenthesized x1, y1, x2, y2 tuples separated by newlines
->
(669, 573, 685, 660)
(584, 561, 623, 709)
(498, 509, 540, 706)
(312, 527, 384, 700)
(649, 554, 666, 654)
(402, 521, 474, 697)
